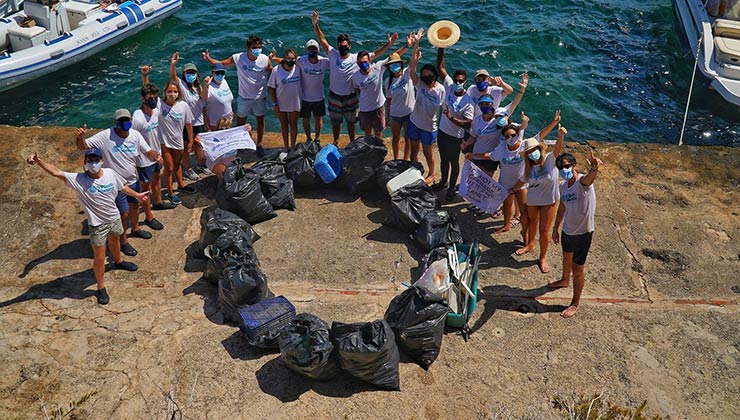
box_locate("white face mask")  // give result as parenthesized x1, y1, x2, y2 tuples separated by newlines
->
(85, 161, 102, 174)
(166, 92, 179, 101)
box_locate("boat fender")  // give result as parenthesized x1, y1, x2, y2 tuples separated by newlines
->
(50, 49, 64, 59)
(144, 8, 154, 16)
(117, 21, 128, 30)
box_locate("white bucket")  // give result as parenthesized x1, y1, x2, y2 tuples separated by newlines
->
(386, 167, 424, 195)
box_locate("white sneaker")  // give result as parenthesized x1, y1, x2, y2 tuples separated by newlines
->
(197, 165, 213, 175)
(184, 168, 199, 181)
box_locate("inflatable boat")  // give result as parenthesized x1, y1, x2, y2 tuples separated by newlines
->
(0, 0, 181, 91)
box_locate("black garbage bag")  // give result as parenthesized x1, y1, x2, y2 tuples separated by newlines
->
(414, 210, 463, 252)
(423, 246, 449, 269)
(259, 172, 295, 211)
(375, 159, 424, 192)
(203, 227, 260, 285)
(285, 140, 321, 188)
(387, 180, 441, 233)
(218, 256, 271, 323)
(249, 159, 285, 177)
(247, 328, 283, 350)
(280, 313, 340, 380)
(198, 206, 260, 253)
(330, 320, 400, 390)
(384, 286, 448, 370)
(341, 136, 388, 194)
(215, 159, 276, 224)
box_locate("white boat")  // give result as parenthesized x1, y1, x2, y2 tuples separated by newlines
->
(673, 0, 740, 105)
(0, 0, 181, 91)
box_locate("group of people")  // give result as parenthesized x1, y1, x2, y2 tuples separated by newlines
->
(26, 11, 603, 317)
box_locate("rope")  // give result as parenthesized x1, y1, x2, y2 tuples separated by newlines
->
(679, 33, 704, 146)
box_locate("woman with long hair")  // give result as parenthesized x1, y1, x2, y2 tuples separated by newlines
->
(158, 80, 194, 205)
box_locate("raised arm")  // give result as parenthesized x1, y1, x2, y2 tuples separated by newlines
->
(141, 65, 151, 85)
(169, 52, 179, 81)
(409, 38, 421, 85)
(201, 49, 235, 67)
(580, 149, 601, 187)
(493, 76, 514, 98)
(369, 32, 398, 61)
(553, 124, 566, 158)
(312, 11, 331, 53)
(506, 73, 528, 114)
(436, 47, 447, 81)
(536, 110, 561, 143)
(27, 153, 65, 181)
(75, 124, 88, 150)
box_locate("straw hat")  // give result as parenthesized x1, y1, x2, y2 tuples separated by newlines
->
(385, 53, 404, 66)
(427, 20, 460, 48)
(521, 137, 546, 153)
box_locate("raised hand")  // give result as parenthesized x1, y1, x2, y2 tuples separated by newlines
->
(406, 31, 415, 47)
(26, 152, 38, 165)
(312, 10, 319, 26)
(203, 75, 213, 85)
(519, 73, 528, 89)
(552, 109, 561, 123)
(141, 65, 152, 75)
(587, 149, 602, 170)
(413, 47, 422, 61)
(388, 32, 399, 44)
(201, 49, 210, 61)
(558, 124, 567, 136)
(521, 111, 529, 124)
(414, 28, 425, 42)
(75, 124, 87, 141)
(443, 103, 450, 117)
(171, 52, 179, 65)
(493, 76, 504, 87)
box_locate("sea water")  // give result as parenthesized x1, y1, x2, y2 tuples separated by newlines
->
(0, 0, 737, 146)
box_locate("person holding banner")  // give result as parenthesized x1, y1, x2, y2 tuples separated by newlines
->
(508, 111, 565, 274)
(198, 119, 254, 178)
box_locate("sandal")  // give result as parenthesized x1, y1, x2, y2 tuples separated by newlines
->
(511, 217, 520, 227)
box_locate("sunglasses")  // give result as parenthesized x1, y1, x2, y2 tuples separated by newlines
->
(558, 164, 573, 169)
(453, 79, 466, 84)
(503, 134, 516, 139)
(214, 71, 226, 75)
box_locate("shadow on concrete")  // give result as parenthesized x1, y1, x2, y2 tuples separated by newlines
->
(221, 330, 278, 361)
(1, 269, 97, 308)
(18, 238, 93, 278)
(471, 285, 568, 333)
(182, 277, 225, 326)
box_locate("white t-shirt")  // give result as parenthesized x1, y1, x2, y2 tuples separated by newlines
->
(232, 52, 270, 100)
(268, 64, 302, 112)
(351, 58, 388, 112)
(327, 47, 358, 96)
(439, 75, 475, 138)
(85, 128, 151, 186)
(132, 108, 161, 167)
(386, 67, 415, 118)
(206, 79, 234, 127)
(410, 80, 445, 132)
(467, 84, 504, 117)
(64, 169, 125, 227)
(523, 152, 560, 206)
(179, 78, 205, 126)
(490, 141, 525, 190)
(297, 55, 330, 102)
(158, 101, 193, 150)
(560, 174, 596, 235)
(470, 114, 502, 154)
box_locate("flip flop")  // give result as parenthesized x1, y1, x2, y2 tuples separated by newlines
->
(511, 217, 520, 227)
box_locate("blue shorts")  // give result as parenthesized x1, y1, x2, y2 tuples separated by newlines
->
(236, 96, 267, 118)
(137, 163, 162, 184)
(407, 120, 437, 146)
(115, 181, 141, 213)
(389, 113, 411, 124)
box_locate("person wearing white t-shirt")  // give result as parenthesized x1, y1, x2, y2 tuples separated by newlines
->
(76, 109, 163, 258)
(27, 149, 147, 304)
(158, 80, 195, 205)
(408, 38, 445, 185)
(508, 113, 565, 275)
(467, 69, 513, 117)
(297, 39, 330, 143)
(201, 63, 234, 130)
(312, 10, 397, 145)
(268, 48, 303, 149)
(202, 34, 273, 154)
(547, 150, 602, 319)
(352, 55, 390, 138)
(385, 55, 414, 160)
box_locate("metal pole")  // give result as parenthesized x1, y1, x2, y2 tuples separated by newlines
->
(679, 33, 704, 146)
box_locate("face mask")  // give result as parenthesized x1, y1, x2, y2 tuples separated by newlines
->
(251, 48, 262, 56)
(421, 75, 435, 86)
(284, 60, 296, 67)
(85, 161, 102, 174)
(166, 92, 178, 101)
(116, 120, 132, 132)
(505, 135, 519, 146)
(144, 98, 158, 109)
(476, 80, 488, 92)
(454, 83, 465, 93)
(307, 50, 319, 58)
(213, 74, 225, 83)
(389, 63, 401, 74)
(338, 45, 350, 55)
(479, 105, 492, 114)
(184, 73, 197, 83)
(495, 117, 508, 128)
(559, 167, 574, 180)
(528, 149, 541, 161)
(358, 61, 370, 72)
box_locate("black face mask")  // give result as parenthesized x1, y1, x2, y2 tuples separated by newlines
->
(284, 60, 296, 67)
(421, 75, 435, 86)
(144, 98, 158, 109)
(338, 45, 350, 55)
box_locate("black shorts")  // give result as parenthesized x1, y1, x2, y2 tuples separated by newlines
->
(299, 100, 326, 118)
(473, 159, 499, 174)
(561, 231, 594, 265)
(183, 124, 207, 143)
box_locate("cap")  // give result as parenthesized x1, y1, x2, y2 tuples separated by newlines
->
(385, 52, 404, 65)
(212, 63, 226, 71)
(114, 108, 131, 120)
(493, 107, 509, 117)
(474, 69, 490, 79)
(521, 137, 544, 152)
(305, 39, 319, 50)
(85, 148, 103, 158)
(183, 63, 198, 73)
(478, 96, 494, 104)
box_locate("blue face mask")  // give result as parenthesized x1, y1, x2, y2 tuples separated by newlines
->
(117, 120, 132, 132)
(389, 63, 401, 74)
(479, 105, 492, 114)
(213, 74, 225, 83)
(454, 83, 465, 93)
(358, 61, 370, 72)
(251, 48, 262, 57)
(559, 167, 574, 180)
(476, 80, 488, 92)
(185, 73, 197, 83)
(528, 149, 541, 161)
(495, 117, 508, 128)
(307, 50, 318, 59)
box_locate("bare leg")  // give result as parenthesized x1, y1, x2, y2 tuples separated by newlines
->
(495, 194, 515, 234)
(562, 264, 585, 318)
(92, 243, 106, 290)
(140, 181, 154, 220)
(516, 204, 538, 255)
(422, 144, 436, 184)
(277, 111, 289, 149)
(118, 211, 130, 248)
(302, 116, 312, 140)
(150, 171, 163, 205)
(515, 189, 529, 245)
(332, 122, 341, 145)
(161, 146, 175, 196)
(256, 115, 265, 145)
(402, 123, 411, 160)
(537, 203, 558, 273)
(193, 142, 206, 166)
(108, 234, 123, 264)
(289, 111, 299, 148)
(548, 251, 573, 288)
(181, 136, 193, 170)
(172, 149, 186, 188)
(314, 115, 322, 142)
(237, 116, 247, 127)
(347, 121, 356, 142)
(389, 119, 402, 159)
(129, 199, 141, 233)
(410, 139, 421, 163)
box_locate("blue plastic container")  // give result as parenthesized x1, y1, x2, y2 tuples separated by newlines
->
(238, 295, 296, 339)
(314, 144, 343, 184)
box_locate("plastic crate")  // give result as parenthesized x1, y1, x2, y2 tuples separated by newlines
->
(238, 295, 296, 339)
(314, 144, 343, 184)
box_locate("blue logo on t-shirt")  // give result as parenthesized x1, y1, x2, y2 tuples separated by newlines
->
(304, 68, 324, 76)
(145, 121, 158, 133)
(335, 59, 354, 71)
(478, 125, 499, 135)
(359, 73, 378, 88)
(112, 144, 137, 153)
(281, 76, 300, 85)
(502, 155, 523, 165)
(391, 78, 407, 92)
(217, 88, 231, 97)
(421, 89, 440, 104)
(87, 182, 114, 194)
(562, 191, 577, 203)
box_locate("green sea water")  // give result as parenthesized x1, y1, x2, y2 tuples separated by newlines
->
(1, 0, 738, 146)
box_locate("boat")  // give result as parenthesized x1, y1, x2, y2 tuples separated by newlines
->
(673, 0, 740, 105)
(0, 0, 181, 91)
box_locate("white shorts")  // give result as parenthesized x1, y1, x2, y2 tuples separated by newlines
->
(161, 135, 183, 151)
(236, 96, 267, 118)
